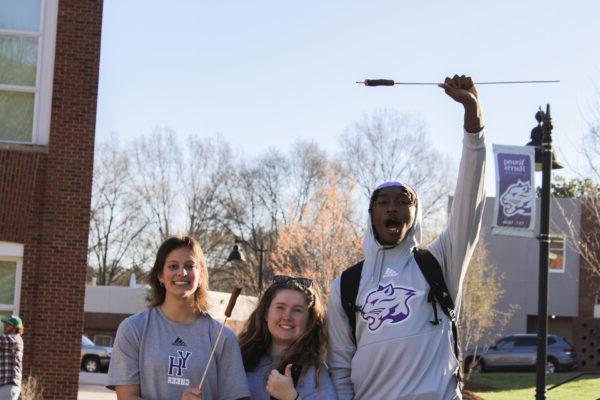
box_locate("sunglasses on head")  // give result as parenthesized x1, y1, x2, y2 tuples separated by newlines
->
(272, 275, 313, 288)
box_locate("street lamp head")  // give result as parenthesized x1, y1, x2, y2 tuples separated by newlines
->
(535, 107, 545, 124)
(526, 105, 564, 171)
(226, 244, 246, 263)
(226, 240, 265, 294)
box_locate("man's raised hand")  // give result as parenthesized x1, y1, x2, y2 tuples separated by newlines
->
(439, 74, 483, 133)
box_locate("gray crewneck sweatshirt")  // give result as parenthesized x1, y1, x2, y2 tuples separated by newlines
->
(327, 130, 486, 400)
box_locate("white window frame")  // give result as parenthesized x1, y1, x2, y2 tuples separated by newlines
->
(0, 241, 24, 315)
(548, 235, 565, 274)
(0, 0, 58, 145)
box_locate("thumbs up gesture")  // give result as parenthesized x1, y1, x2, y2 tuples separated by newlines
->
(266, 364, 299, 400)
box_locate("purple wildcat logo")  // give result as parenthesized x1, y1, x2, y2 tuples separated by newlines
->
(360, 282, 416, 331)
(500, 179, 533, 217)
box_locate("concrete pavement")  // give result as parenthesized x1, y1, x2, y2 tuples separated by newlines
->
(78, 372, 116, 400)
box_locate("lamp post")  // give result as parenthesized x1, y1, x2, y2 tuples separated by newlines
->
(226, 239, 266, 294)
(526, 104, 563, 400)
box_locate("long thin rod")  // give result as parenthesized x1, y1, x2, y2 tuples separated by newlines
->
(198, 317, 228, 390)
(355, 80, 560, 85)
(198, 287, 242, 391)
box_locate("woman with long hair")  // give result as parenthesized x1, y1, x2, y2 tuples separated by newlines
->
(238, 276, 336, 400)
(107, 235, 250, 400)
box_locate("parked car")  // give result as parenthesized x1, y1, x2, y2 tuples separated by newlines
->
(81, 335, 112, 373)
(464, 334, 577, 373)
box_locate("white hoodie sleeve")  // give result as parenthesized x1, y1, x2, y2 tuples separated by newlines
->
(327, 277, 356, 400)
(429, 129, 486, 307)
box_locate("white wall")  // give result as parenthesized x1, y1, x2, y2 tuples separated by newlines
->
(84, 286, 257, 321)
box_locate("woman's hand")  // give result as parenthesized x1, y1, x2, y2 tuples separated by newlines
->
(180, 387, 201, 400)
(266, 364, 298, 400)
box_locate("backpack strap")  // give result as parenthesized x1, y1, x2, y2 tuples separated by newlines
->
(412, 247, 462, 386)
(412, 248, 456, 322)
(340, 260, 364, 346)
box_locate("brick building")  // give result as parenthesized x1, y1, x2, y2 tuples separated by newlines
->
(480, 196, 600, 371)
(573, 199, 600, 371)
(0, 1, 102, 398)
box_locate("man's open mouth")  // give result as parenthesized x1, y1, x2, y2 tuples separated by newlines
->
(385, 219, 402, 233)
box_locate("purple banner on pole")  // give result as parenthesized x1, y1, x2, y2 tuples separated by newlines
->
(492, 145, 536, 237)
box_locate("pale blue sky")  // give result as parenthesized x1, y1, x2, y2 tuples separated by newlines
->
(95, 0, 600, 193)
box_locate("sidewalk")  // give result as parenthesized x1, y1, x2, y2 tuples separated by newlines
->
(78, 372, 116, 400)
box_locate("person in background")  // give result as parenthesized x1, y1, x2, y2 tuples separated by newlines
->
(238, 275, 337, 400)
(107, 235, 250, 400)
(0, 315, 24, 400)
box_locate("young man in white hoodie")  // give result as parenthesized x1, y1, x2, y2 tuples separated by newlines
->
(327, 74, 486, 400)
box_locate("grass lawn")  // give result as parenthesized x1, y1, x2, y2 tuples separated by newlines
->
(466, 372, 600, 400)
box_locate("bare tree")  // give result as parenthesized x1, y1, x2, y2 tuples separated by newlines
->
(288, 140, 328, 222)
(88, 114, 459, 294)
(553, 87, 600, 280)
(182, 135, 233, 259)
(252, 148, 291, 231)
(208, 153, 286, 295)
(89, 139, 149, 285)
(572, 108, 600, 279)
(459, 234, 518, 378)
(269, 165, 362, 300)
(338, 109, 454, 222)
(552, 176, 600, 281)
(217, 149, 289, 236)
(181, 136, 266, 293)
(211, 142, 332, 294)
(131, 128, 182, 255)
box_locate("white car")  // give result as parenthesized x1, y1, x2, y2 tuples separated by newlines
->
(81, 335, 112, 373)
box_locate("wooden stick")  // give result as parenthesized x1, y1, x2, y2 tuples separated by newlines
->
(198, 287, 242, 391)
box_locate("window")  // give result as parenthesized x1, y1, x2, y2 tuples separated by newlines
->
(94, 334, 113, 347)
(0, 241, 24, 319)
(515, 337, 536, 347)
(496, 338, 516, 349)
(82, 335, 94, 346)
(0, 0, 58, 145)
(549, 236, 565, 273)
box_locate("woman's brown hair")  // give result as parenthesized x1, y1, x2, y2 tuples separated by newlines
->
(237, 278, 327, 386)
(146, 235, 208, 313)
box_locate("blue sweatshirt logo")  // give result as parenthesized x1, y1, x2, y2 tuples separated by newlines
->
(360, 282, 416, 331)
